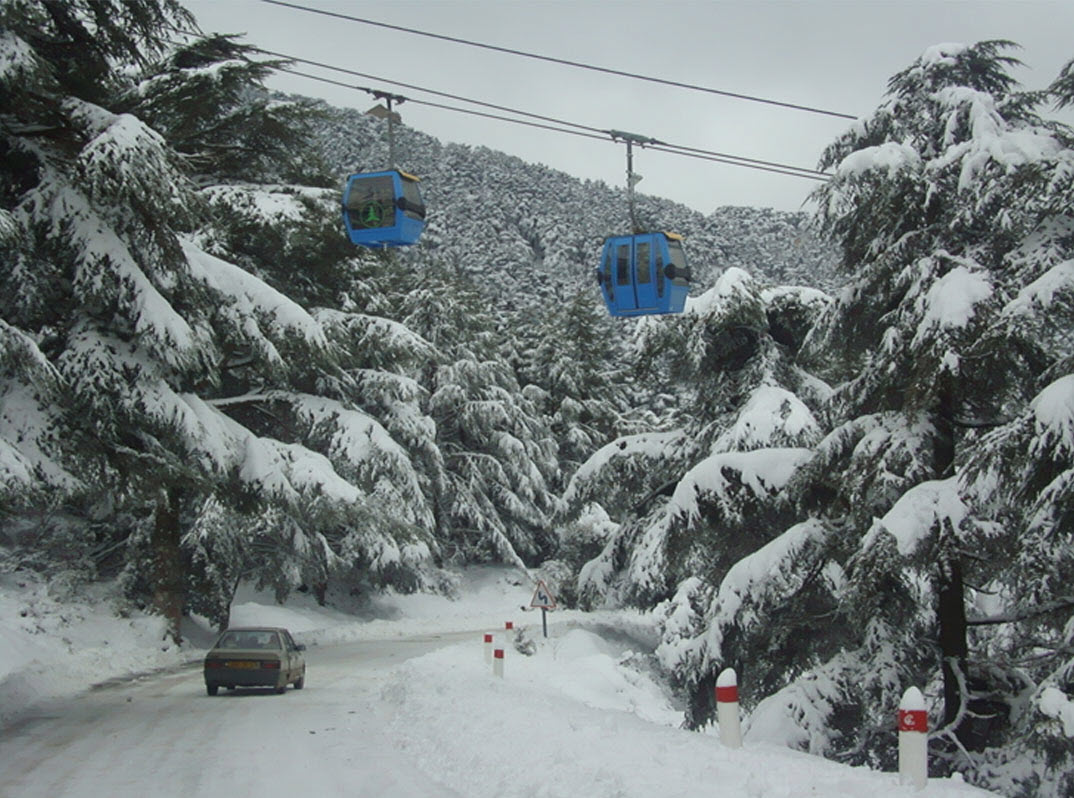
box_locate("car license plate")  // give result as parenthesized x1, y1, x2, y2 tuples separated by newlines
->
(225, 660, 258, 669)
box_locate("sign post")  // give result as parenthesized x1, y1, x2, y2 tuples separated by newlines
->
(530, 580, 557, 638)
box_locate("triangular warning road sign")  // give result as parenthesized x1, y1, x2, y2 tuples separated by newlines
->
(530, 579, 557, 610)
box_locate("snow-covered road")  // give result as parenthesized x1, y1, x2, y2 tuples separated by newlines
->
(2, 633, 476, 797)
(1, 569, 997, 798)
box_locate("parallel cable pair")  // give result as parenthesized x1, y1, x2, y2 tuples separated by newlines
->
(163, 2, 844, 183)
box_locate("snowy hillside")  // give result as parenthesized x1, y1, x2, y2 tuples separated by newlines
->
(310, 102, 841, 304)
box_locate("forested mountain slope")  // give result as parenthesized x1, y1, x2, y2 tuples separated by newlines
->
(312, 103, 840, 306)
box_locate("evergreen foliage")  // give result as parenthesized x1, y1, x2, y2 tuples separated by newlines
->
(3, 5, 1069, 794)
(565, 40, 1073, 796)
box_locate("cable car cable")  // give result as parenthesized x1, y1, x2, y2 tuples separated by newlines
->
(156, 28, 830, 181)
(282, 68, 611, 143)
(256, 0, 858, 121)
(270, 49, 829, 178)
(259, 48, 610, 136)
(280, 67, 831, 181)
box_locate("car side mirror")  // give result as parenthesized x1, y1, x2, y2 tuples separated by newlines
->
(296, 644, 306, 652)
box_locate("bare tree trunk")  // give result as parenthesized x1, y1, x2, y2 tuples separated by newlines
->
(938, 552, 968, 727)
(151, 486, 184, 645)
(934, 397, 968, 734)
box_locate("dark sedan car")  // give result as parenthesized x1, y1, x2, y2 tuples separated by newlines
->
(203, 627, 306, 696)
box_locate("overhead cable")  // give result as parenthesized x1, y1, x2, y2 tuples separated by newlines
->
(158, 28, 831, 181)
(257, 0, 858, 121)
(260, 48, 608, 136)
(280, 67, 830, 182)
(282, 68, 610, 143)
(267, 49, 829, 179)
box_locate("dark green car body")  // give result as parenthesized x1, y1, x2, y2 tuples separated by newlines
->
(203, 626, 306, 696)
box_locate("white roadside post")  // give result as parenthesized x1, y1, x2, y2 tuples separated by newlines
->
(898, 686, 928, 790)
(493, 648, 505, 678)
(483, 633, 493, 664)
(716, 668, 742, 749)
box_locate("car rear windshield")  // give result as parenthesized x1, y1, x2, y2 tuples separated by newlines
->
(215, 631, 280, 650)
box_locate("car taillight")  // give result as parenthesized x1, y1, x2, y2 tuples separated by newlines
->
(205, 660, 224, 669)
(262, 661, 280, 669)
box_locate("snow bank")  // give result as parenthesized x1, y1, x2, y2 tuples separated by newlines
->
(385, 634, 993, 798)
(0, 573, 206, 725)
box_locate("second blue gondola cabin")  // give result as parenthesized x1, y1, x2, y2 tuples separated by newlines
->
(596, 232, 691, 317)
(342, 169, 426, 247)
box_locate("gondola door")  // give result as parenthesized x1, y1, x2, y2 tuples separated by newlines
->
(632, 237, 659, 312)
(612, 240, 637, 314)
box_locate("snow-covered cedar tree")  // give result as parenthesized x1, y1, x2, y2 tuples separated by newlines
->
(427, 354, 560, 569)
(567, 265, 827, 606)
(196, 183, 356, 309)
(515, 286, 632, 486)
(566, 41, 1072, 796)
(1, 0, 208, 638)
(553, 502, 619, 608)
(1, 0, 447, 639)
(782, 40, 1074, 792)
(958, 375, 1074, 795)
(0, 319, 75, 502)
(124, 34, 331, 185)
(385, 260, 562, 570)
(559, 267, 838, 744)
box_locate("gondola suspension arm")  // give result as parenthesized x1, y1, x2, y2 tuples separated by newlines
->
(370, 89, 407, 169)
(608, 130, 664, 234)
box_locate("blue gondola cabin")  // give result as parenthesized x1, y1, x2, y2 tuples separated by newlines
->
(597, 232, 691, 317)
(342, 169, 426, 247)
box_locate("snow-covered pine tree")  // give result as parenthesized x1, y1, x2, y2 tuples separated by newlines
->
(516, 286, 630, 486)
(1, 1, 445, 639)
(1, 0, 218, 640)
(125, 33, 329, 185)
(391, 260, 562, 569)
(566, 267, 829, 660)
(130, 30, 450, 615)
(796, 40, 1074, 790)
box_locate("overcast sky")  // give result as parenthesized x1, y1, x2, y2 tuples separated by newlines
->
(179, 0, 1074, 214)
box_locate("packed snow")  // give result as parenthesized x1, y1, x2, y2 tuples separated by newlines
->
(1, 566, 996, 797)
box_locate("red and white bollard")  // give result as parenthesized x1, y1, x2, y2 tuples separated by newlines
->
(493, 648, 505, 678)
(898, 686, 928, 790)
(716, 668, 742, 749)
(483, 633, 493, 664)
(505, 621, 514, 631)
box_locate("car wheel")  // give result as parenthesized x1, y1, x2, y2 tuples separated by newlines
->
(294, 674, 305, 690)
(206, 685, 218, 696)
(275, 684, 286, 695)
